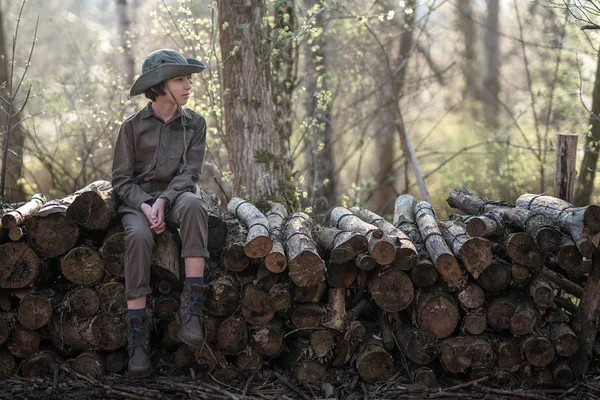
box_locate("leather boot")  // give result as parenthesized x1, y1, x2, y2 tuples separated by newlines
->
(125, 315, 153, 378)
(177, 282, 208, 347)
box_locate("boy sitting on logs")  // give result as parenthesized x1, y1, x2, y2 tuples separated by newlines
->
(111, 49, 209, 378)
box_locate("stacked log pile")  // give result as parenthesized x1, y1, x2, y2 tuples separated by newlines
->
(0, 183, 598, 389)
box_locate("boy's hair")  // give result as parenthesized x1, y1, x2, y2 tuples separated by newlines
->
(144, 81, 167, 102)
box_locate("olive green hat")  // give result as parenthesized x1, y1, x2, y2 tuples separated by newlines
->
(129, 49, 206, 97)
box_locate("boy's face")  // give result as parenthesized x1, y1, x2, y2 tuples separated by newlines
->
(162, 74, 193, 106)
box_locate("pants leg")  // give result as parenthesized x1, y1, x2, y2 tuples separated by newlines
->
(120, 205, 155, 300)
(165, 192, 210, 259)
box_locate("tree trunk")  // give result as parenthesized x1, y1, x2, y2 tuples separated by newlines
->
(116, 0, 136, 86)
(218, 0, 293, 206)
(97, 281, 127, 315)
(483, 0, 500, 131)
(394, 194, 423, 249)
(49, 314, 126, 353)
(411, 258, 438, 287)
(21, 350, 61, 378)
(457, 0, 481, 104)
(551, 322, 579, 357)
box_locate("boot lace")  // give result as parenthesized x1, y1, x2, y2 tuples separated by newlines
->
(128, 324, 149, 348)
(182, 291, 204, 317)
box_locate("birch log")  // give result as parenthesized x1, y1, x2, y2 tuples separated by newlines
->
(227, 197, 273, 258)
(284, 213, 325, 287)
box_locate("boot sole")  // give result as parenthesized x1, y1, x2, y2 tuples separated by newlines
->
(128, 366, 154, 379)
(176, 312, 205, 348)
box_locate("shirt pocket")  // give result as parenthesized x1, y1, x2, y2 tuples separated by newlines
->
(169, 135, 185, 159)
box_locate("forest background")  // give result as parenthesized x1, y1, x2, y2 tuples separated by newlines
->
(1, 0, 599, 221)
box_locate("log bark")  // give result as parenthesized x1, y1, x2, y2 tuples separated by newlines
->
(66, 183, 117, 230)
(411, 258, 438, 287)
(6, 325, 40, 359)
(265, 202, 288, 273)
(322, 288, 346, 332)
(97, 281, 127, 315)
(25, 199, 80, 257)
(250, 318, 284, 357)
(393, 325, 439, 365)
(1, 193, 45, 229)
(551, 322, 579, 357)
(241, 284, 274, 326)
(350, 206, 418, 270)
(0, 242, 42, 289)
(228, 197, 273, 258)
(355, 336, 395, 384)
(415, 202, 464, 288)
(65, 287, 99, 317)
(18, 294, 53, 330)
(222, 218, 250, 272)
(61, 246, 104, 286)
(206, 274, 239, 317)
(217, 316, 248, 354)
(522, 334, 555, 368)
(71, 351, 105, 378)
(540, 266, 583, 298)
(438, 219, 492, 279)
(476, 258, 511, 292)
(368, 265, 414, 312)
(414, 289, 459, 339)
(393, 194, 423, 248)
(516, 193, 600, 256)
(465, 213, 503, 238)
(447, 187, 562, 253)
(284, 213, 325, 287)
(101, 232, 125, 278)
(554, 133, 578, 202)
(313, 226, 368, 264)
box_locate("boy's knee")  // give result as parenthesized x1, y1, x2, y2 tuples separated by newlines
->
(178, 195, 206, 215)
(126, 226, 154, 246)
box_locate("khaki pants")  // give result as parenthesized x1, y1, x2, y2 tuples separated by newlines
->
(119, 192, 209, 300)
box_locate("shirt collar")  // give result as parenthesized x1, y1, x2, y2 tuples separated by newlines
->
(141, 101, 188, 123)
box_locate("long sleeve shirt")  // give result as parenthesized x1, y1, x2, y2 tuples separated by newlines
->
(111, 102, 207, 209)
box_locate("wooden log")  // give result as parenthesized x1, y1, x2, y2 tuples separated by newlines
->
(292, 281, 326, 303)
(101, 232, 125, 278)
(0, 349, 16, 379)
(65, 287, 99, 317)
(528, 274, 555, 313)
(150, 229, 182, 284)
(447, 187, 562, 253)
(331, 320, 366, 366)
(269, 281, 292, 312)
(461, 311, 487, 335)
(555, 234, 583, 271)
(504, 232, 545, 269)
(295, 360, 327, 383)
(476, 258, 511, 292)
(250, 318, 284, 357)
(71, 351, 105, 378)
(8, 226, 24, 241)
(290, 303, 323, 335)
(487, 295, 518, 331)
(0, 317, 10, 345)
(540, 266, 583, 299)
(1, 193, 46, 229)
(411, 258, 438, 287)
(415, 202, 464, 288)
(193, 344, 219, 374)
(66, 184, 117, 230)
(414, 289, 459, 339)
(174, 344, 198, 373)
(205, 274, 240, 317)
(322, 288, 346, 332)
(236, 347, 262, 371)
(515, 193, 600, 256)
(551, 322, 580, 357)
(25, 199, 80, 257)
(264, 202, 288, 273)
(393, 325, 439, 365)
(355, 335, 395, 383)
(61, 246, 104, 286)
(222, 218, 250, 272)
(440, 336, 493, 374)
(21, 350, 61, 378)
(376, 307, 394, 352)
(326, 261, 357, 288)
(97, 281, 127, 315)
(241, 284, 274, 326)
(194, 187, 228, 252)
(18, 294, 53, 330)
(457, 282, 485, 310)
(350, 206, 418, 270)
(510, 302, 538, 336)
(105, 350, 128, 374)
(228, 197, 273, 258)
(217, 315, 248, 354)
(313, 226, 368, 264)
(552, 361, 573, 387)
(438, 219, 492, 279)
(6, 325, 41, 359)
(465, 213, 504, 238)
(369, 265, 414, 312)
(393, 194, 423, 248)
(554, 134, 578, 202)
(0, 242, 42, 289)
(411, 366, 437, 388)
(153, 295, 180, 321)
(511, 263, 530, 284)
(284, 213, 325, 287)
(522, 334, 555, 368)
(49, 314, 126, 353)
(496, 339, 522, 371)
(310, 329, 335, 358)
(355, 252, 376, 271)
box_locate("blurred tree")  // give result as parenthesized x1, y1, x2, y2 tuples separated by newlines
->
(218, 0, 297, 209)
(483, 0, 500, 131)
(116, 0, 136, 86)
(456, 0, 481, 106)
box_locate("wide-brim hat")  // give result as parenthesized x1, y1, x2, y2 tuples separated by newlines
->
(129, 49, 206, 97)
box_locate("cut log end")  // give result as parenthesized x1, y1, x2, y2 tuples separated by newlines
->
(458, 238, 492, 279)
(369, 267, 414, 312)
(288, 251, 325, 287)
(534, 227, 562, 253)
(264, 251, 287, 274)
(244, 236, 273, 259)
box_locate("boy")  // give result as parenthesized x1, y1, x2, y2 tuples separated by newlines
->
(111, 49, 209, 378)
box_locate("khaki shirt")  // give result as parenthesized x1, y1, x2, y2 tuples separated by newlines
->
(111, 102, 207, 209)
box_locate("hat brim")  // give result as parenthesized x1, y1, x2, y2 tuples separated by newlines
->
(129, 59, 206, 97)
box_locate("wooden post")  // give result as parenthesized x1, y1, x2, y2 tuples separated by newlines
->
(554, 133, 578, 202)
(571, 247, 600, 379)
